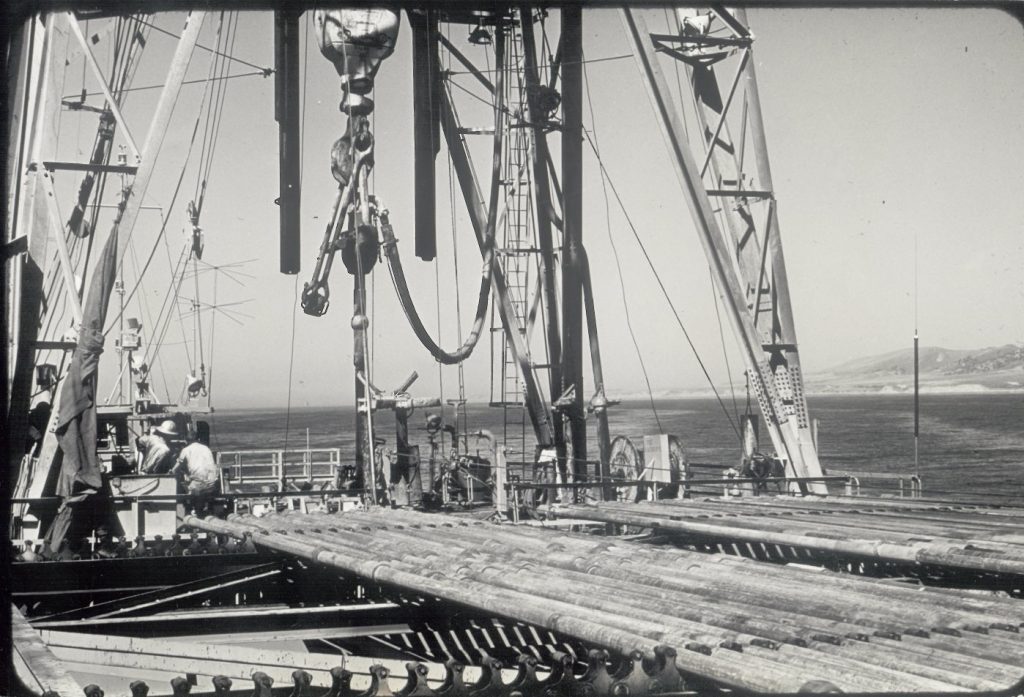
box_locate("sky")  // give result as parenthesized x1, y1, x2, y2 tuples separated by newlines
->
(41, 6, 1024, 409)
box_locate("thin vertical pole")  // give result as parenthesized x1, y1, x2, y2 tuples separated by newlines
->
(914, 331, 919, 480)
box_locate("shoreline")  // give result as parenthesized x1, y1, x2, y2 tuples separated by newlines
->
(212, 388, 1024, 412)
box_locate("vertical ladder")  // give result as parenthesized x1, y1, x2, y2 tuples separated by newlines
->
(489, 23, 540, 462)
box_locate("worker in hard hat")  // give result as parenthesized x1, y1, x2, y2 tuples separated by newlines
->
(136, 419, 179, 474)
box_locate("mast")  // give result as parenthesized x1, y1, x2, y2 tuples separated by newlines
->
(622, 8, 827, 494)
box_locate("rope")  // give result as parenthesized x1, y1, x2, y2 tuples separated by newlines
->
(137, 17, 271, 74)
(581, 129, 742, 443)
(709, 266, 740, 424)
(282, 275, 300, 455)
(582, 52, 662, 432)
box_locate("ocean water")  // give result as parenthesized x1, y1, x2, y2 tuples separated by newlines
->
(207, 393, 1024, 501)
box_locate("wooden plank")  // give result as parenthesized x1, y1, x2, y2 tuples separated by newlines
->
(36, 601, 400, 627)
(178, 624, 410, 644)
(42, 630, 449, 685)
(12, 605, 85, 696)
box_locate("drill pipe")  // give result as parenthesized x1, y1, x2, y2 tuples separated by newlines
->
(563, 503, 1024, 576)
(333, 511, 1024, 631)
(187, 512, 1023, 690)
(299, 515, 974, 641)
(645, 498, 1024, 544)
(184, 515, 842, 693)
(358, 514, 1023, 630)
(366, 521, 1024, 667)
(695, 494, 1024, 523)
(592, 500, 1024, 553)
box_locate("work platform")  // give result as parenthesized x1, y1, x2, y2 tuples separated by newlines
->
(172, 507, 1024, 695)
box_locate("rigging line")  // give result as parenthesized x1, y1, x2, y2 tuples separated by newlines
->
(64, 71, 269, 101)
(103, 69, 211, 335)
(202, 12, 238, 189)
(164, 229, 195, 372)
(141, 249, 189, 376)
(581, 129, 742, 442)
(195, 11, 226, 199)
(581, 53, 662, 433)
(146, 245, 192, 391)
(446, 52, 632, 77)
(137, 16, 271, 74)
(445, 77, 506, 115)
(193, 254, 204, 369)
(708, 265, 740, 425)
(282, 274, 300, 456)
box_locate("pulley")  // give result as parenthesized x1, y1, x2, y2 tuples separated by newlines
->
(609, 435, 642, 503)
(314, 9, 400, 116)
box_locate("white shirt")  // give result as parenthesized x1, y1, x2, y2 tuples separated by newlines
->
(173, 442, 218, 484)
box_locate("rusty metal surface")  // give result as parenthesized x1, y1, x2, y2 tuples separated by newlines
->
(184, 508, 1024, 694)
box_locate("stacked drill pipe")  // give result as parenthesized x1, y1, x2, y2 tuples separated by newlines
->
(186, 509, 1024, 694)
(560, 500, 1024, 577)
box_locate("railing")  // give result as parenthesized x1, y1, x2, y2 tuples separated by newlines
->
(216, 448, 343, 494)
(829, 469, 922, 498)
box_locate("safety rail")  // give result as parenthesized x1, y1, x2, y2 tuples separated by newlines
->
(829, 469, 922, 498)
(216, 448, 342, 493)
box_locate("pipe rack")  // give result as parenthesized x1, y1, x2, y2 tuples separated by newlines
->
(186, 508, 1024, 694)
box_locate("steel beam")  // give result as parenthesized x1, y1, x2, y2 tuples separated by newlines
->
(66, 12, 140, 162)
(519, 9, 566, 471)
(560, 6, 587, 488)
(621, 9, 825, 494)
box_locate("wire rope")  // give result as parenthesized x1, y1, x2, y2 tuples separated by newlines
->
(708, 266, 740, 424)
(581, 129, 742, 443)
(282, 275, 300, 456)
(581, 53, 662, 433)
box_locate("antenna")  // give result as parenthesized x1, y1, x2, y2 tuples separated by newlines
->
(914, 226, 920, 482)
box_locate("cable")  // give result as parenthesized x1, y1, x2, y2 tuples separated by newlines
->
(137, 17, 271, 73)
(282, 275, 300, 455)
(445, 52, 632, 77)
(582, 51, 662, 433)
(708, 266, 740, 424)
(582, 129, 742, 443)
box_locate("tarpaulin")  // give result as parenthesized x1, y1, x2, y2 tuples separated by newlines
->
(54, 227, 118, 498)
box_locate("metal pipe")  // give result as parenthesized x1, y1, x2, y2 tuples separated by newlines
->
(563, 503, 1024, 576)
(275, 9, 302, 274)
(519, 9, 566, 474)
(410, 10, 439, 260)
(185, 511, 1024, 691)
(560, 6, 587, 490)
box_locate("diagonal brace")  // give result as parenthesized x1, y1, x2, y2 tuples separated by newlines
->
(66, 12, 141, 162)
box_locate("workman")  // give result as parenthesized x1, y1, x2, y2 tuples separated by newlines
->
(137, 420, 179, 474)
(171, 421, 219, 515)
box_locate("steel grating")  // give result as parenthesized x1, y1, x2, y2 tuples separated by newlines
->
(184, 508, 1024, 694)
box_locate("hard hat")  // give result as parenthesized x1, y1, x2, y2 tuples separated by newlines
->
(154, 420, 179, 438)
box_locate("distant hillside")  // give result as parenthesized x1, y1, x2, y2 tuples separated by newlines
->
(807, 344, 1024, 394)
